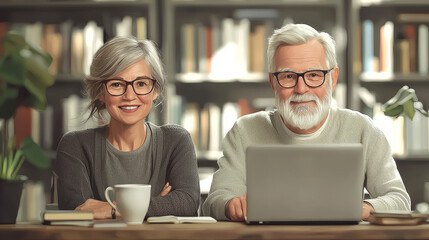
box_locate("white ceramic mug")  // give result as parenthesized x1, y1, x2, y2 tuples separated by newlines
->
(105, 184, 151, 224)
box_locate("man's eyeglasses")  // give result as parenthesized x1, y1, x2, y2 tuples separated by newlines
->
(272, 68, 334, 88)
(102, 77, 156, 96)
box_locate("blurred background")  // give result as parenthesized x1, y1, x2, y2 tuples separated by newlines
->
(0, 0, 428, 220)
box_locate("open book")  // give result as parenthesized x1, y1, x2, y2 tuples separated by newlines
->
(147, 215, 217, 224)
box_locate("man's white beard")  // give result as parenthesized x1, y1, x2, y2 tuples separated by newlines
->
(276, 88, 332, 130)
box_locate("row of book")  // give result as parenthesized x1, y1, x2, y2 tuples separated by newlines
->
(169, 95, 273, 154)
(177, 17, 274, 81)
(361, 17, 429, 76)
(1, 16, 147, 76)
(21, 94, 429, 158)
(373, 103, 429, 156)
(15, 96, 101, 151)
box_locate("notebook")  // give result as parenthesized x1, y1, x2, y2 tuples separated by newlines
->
(245, 144, 364, 224)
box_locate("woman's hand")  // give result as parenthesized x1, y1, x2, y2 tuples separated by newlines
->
(159, 182, 172, 196)
(75, 199, 120, 220)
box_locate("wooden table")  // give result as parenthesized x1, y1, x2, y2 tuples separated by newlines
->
(2, 221, 429, 240)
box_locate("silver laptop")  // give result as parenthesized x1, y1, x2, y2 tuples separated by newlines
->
(245, 144, 364, 224)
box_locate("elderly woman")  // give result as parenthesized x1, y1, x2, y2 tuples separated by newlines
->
(55, 36, 200, 219)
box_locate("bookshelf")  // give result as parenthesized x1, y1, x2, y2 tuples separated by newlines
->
(0, 0, 159, 152)
(163, 0, 348, 166)
(350, 0, 429, 158)
(349, 0, 429, 210)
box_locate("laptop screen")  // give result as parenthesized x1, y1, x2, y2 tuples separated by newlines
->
(245, 144, 364, 224)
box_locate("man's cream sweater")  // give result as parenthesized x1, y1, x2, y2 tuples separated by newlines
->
(202, 107, 411, 220)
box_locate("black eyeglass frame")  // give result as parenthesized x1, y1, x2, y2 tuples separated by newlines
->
(102, 77, 157, 96)
(272, 67, 334, 88)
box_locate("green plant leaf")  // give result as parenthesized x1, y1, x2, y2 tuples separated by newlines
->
(403, 99, 416, 120)
(0, 32, 54, 119)
(23, 49, 54, 87)
(19, 137, 51, 169)
(384, 105, 404, 117)
(416, 108, 429, 118)
(22, 76, 47, 110)
(0, 87, 19, 119)
(1, 32, 27, 56)
(0, 48, 25, 85)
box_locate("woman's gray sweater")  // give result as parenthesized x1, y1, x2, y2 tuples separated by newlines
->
(55, 122, 200, 217)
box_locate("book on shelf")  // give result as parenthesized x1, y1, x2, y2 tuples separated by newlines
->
(3, 17, 143, 77)
(405, 112, 429, 154)
(116, 16, 132, 37)
(379, 21, 394, 74)
(82, 21, 103, 76)
(403, 25, 417, 73)
(43, 210, 94, 222)
(236, 18, 250, 76)
(182, 102, 200, 150)
(197, 23, 207, 74)
(181, 23, 196, 74)
(397, 35, 411, 74)
(62, 95, 101, 134)
(373, 103, 405, 156)
(418, 24, 429, 75)
(249, 23, 266, 73)
(14, 106, 32, 148)
(136, 17, 147, 40)
(177, 16, 274, 81)
(200, 104, 210, 151)
(59, 20, 73, 75)
(177, 99, 256, 153)
(208, 103, 221, 152)
(30, 106, 54, 150)
(397, 13, 429, 23)
(147, 215, 216, 224)
(362, 19, 375, 73)
(373, 101, 429, 156)
(221, 102, 239, 137)
(24, 22, 43, 51)
(71, 28, 84, 75)
(206, 24, 213, 73)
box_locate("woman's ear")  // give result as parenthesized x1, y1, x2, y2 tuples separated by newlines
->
(152, 91, 159, 102)
(99, 92, 105, 103)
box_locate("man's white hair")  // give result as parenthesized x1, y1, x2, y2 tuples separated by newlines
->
(267, 23, 338, 72)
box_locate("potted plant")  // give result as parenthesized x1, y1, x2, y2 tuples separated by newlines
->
(382, 85, 428, 120)
(0, 32, 54, 224)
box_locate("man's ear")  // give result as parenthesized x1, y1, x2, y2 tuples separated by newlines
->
(269, 73, 274, 90)
(331, 67, 339, 92)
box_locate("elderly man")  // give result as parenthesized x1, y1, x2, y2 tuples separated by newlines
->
(202, 23, 410, 221)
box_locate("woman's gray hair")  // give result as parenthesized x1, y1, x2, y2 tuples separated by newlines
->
(267, 23, 337, 73)
(85, 36, 166, 120)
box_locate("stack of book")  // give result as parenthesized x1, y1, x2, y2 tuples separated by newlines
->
(42, 210, 128, 227)
(42, 210, 94, 226)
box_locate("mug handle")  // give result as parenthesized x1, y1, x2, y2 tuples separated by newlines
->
(104, 186, 118, 213)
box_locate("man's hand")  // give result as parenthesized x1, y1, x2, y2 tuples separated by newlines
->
(75, 199, 119, 220)
(362, 202, 375, 220)
(225, 194, 247, 221)
(159, 182, 172, 196)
